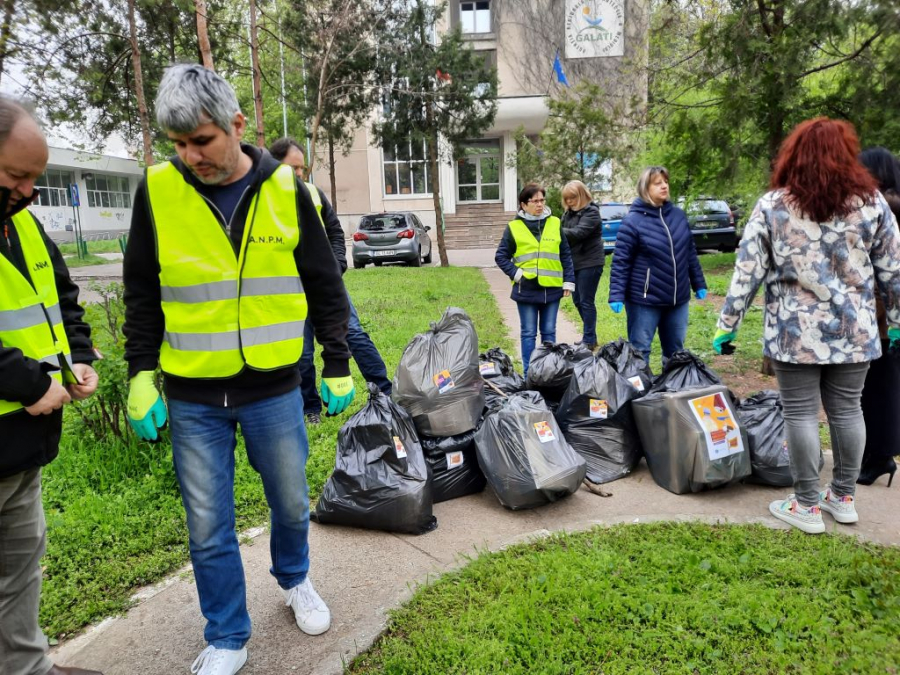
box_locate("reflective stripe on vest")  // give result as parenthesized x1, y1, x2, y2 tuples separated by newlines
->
(0, 211, 72, 416)
(147, 162, 307, 378)
(508, 217, 565, 287)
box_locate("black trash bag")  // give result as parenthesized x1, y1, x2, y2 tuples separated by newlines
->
(393, 307, 485, 437)
(632, 384, 751, 494)
(313, 384, 437, 534)
(526, 342, 593, 403)
(475, 391, 586, 510)
(421, 430, 486, 503)
(737, 390, 823, 487)
(650, 350, 722, 393)
(556, 355, 644, 484)
(480, 347, 527, 410)
(597, 338, 653, 394)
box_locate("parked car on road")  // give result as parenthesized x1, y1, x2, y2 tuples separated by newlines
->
(600, 202, 628, 254)
(682, 197, 738, 252)
(352, 212, 433, 268)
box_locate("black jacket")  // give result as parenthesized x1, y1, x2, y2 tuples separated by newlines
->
(561, 202, 604, 271)
(316, 186, 347, 274)
(0, 200, 95, 478)
(123, 144, 351, 407)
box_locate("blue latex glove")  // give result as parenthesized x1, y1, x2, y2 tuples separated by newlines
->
(127, 371, 168, 442)
(889, 327, 900, 349)
(321, 376, 356, 416)
(696, 288, 708, 300)
(713, 328, 737, 355)
(609, 302, 624, 314)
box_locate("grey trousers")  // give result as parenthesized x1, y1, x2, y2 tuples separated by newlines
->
(772, 360, 870, 506)
(0, 469, 53, 675)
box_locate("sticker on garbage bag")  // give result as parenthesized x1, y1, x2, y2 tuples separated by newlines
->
(589, 398, 609, 419)
(627, 375, 645, 392)
(533, 421, 557, 443)
(445, 450, 465, 470)
(479, 361, 498, 376)
(688, 392, 744, 460)
(392, 435, 408, 458)
(433, 369, 456, 393)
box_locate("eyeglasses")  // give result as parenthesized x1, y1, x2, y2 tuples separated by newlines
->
(527, 198, 546, 204)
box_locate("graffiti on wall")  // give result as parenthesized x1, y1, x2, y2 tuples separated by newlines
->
(41, 210, 76, 231)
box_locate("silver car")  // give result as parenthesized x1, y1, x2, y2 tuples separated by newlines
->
(351, 212, 433, 268)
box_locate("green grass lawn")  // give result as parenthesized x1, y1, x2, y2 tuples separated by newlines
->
(350, 522, 900, 675)
(57, 239, 123, 256)
(60, 252, 118, 268)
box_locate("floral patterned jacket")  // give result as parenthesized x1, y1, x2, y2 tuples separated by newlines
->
(718, 189, 900, 364)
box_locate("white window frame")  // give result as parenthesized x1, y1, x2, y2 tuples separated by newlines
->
(34, 168, 75, 207)
(382, 140, 431, 198)
(86, 173, 132, 209)
(460, 0, 492, 34)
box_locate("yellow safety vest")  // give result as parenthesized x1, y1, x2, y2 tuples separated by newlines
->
(146, 163, 307, 379)
(508, 216, 564, 288)
(0, 211, 73, 416)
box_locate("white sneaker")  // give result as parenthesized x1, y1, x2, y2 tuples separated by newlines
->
(283, 577, 331, 635)
(818, 485, 859, 524)
(190, 645, 247, 675)
(769, 494, 825, 534)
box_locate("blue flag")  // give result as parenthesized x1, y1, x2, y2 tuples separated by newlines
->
(553, 51, 569, 87)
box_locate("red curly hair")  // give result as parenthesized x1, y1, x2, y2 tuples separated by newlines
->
(771, 118, 878, 223)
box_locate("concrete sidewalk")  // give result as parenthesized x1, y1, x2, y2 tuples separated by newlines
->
(53, 252, 900, 675)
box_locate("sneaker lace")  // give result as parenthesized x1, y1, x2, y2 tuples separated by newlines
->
(286, 581, 322, 614)
(191, 646, 231, 674)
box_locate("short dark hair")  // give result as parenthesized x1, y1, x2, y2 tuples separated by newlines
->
(0, 95, 37, 150)
(859, 146, 900, 195)
(518, 183, 545, 206)
(270, 137, 304, 162)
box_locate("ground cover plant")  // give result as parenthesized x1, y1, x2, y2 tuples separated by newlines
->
(42, 266, 513, 639)
(350, 522, 900, 675)
(57, 239, 123, 256)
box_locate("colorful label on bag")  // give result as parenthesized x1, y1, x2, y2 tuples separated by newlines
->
(393, 435, 407, 458)
(434, 369, 456, 393)
(627, 375, 645, 392)
(534, 421, 556, 443)
(589, 399, 608, 419)
(479, 361, 497, 376)
(446, 451, 465, 470)
(687, 392, 744, 460)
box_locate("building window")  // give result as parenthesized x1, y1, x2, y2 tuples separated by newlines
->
(34, 168, 75, 207)
(85, 173, 132, 209)
(461, 1, 491, 34)
(383, 141, 430, 196)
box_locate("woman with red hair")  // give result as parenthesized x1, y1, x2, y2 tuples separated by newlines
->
(713, 118, 900, 534)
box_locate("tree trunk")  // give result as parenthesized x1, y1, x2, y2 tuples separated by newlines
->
(328, 131, 338, 209)
(128, 0, 154, 166)
(195, 0, 214, 70)
(249, 0, 265, 147)
(425, 105, 448, 267)
(0, 0, 15, 88)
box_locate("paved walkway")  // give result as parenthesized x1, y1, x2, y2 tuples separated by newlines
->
(53, 251, 900, 675)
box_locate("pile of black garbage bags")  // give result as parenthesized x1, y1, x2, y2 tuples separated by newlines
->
(314, 307, 802, 535)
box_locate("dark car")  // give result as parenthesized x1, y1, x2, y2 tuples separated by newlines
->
(351, 212, 433, 268)
(600, 202, 628, 254)
(683, 198, 738, 252)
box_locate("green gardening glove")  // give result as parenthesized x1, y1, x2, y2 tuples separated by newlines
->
(127, 371, 168, 442)
(889, 327, 900, 350)
(321, 376, 356, 416)
(713, 328, 737, 355)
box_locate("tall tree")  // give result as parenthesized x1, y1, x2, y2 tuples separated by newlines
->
(373, 0, 497, 267)
(127, 0, 153, 165)
(195, 0, 214, 69)
(248, 0, 265, 146)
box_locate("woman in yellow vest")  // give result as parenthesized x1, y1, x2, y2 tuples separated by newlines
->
(494, 183, 575, 375)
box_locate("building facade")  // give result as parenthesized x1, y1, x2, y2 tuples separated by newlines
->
(312, 0, 649, 248)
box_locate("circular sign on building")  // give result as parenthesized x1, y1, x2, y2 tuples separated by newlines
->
(564, 0, 626, 59)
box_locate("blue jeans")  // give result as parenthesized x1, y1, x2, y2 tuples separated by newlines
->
(300, 294, 391, 414)
(573, 266, 603, 345)
(169, 388, 311, 649)
(625, 301, 689, 364)
(517, 300, 560, 375)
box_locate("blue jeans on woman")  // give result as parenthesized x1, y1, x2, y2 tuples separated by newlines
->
(625, 301, 689, 364)
(169, 388, 311, 649)
(517, 300, 560, 375)
(573, 266, 603, 346)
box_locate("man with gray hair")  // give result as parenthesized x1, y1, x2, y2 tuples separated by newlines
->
(0, 97, 102, 674)
(123, 64, 354, 675)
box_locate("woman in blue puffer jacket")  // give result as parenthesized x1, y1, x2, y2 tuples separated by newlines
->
(608, 166, 707, 365)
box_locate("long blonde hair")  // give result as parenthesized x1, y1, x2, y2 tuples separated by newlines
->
(561, 180, 593, 212)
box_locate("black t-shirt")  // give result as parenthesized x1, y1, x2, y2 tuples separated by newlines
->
(198, 170, 254, 238)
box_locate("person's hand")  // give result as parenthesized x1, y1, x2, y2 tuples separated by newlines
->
(713, 328, 737, 355)
(321, 376, 355, 415)
(127, 371, 168, 442)
(696, 289, 708, 300)
(67, 364, 99, 400)
(563, 290, 571, 298)
(889, 327, 900, 349)
(25, 378, 71, 415)
(609, 302, 624, 314)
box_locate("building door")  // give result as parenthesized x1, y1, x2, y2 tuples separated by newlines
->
(457, 139, 501, 203)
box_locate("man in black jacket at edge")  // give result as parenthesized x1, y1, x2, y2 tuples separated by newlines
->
(122, 65, 353, 675)
(0, 97, 102, 675)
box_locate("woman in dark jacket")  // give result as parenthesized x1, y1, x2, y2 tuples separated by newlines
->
(608, 166, 707, 364)
(495, 183, 576, 375)
(561, 180, 604, 350)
